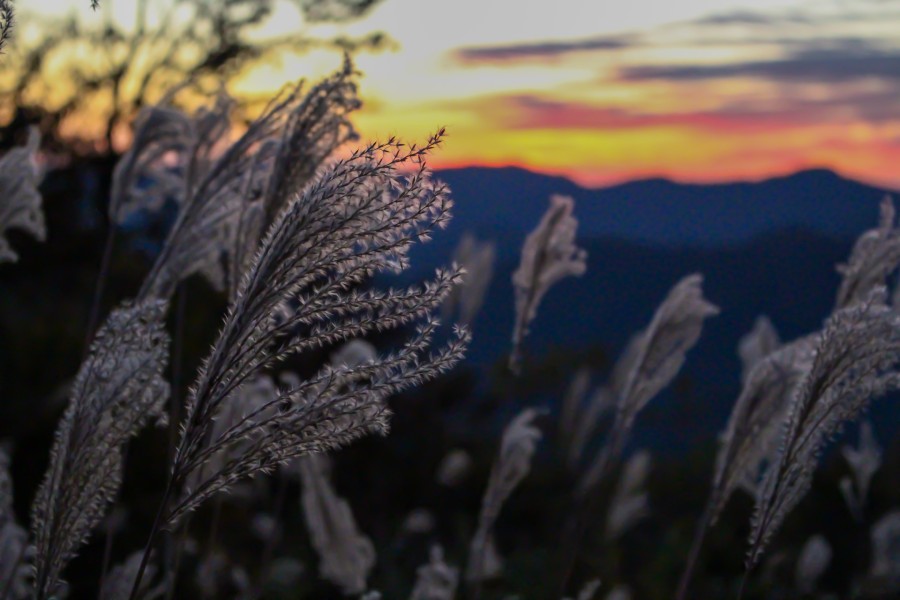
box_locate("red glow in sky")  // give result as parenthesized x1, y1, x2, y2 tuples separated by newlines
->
(32, 0, 900, 189)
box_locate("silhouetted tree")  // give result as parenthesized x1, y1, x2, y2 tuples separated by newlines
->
(0, 0, 386, 156)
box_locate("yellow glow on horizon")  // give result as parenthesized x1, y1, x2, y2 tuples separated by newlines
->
(15, 0, 900, 190)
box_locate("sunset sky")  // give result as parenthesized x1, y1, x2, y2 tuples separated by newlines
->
(29, 0, 900, 188)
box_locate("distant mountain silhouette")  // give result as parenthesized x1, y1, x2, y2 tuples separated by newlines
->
(395, 166, 898, 450)
(434, 166, 894, 248)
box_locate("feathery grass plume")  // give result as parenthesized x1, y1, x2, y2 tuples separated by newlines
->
(443, 233, 496, 326)
(100, 552, 165, 600)
(746, 288, 900, 573)
(1, 448, 32, 600)
(129, 133, 469, 593)
(178, 90, 235, 197)
(227, 55, 361, 293)
(579, 274, 718, 495)
(557, 367, 597, 468)
(135, 61, 360, 301)
(604, 586, 631, 600)
(109, 105, 193, 226)
(675, 338, 816, 599)
(31, 301, 170, 599)
(1, 449, 16, 514)
(166, 135, 464, 520)
(567, 386, 614, 471)
(840, 420, 881, 521)
(709, 335, 817, 521)
(835, 196, 900, 309)
(330, 339, 378, 369)
(562, 579, 602, 600)
(0, 126, 44, 264)
(436, 448, 472, 487)
(866, 510, 900, 594)
(134, 88, 260, 299)
(257, 56, 359, 228)
(0, 0, 12, 53)
(795, 534, 831, 595)
(0, 522, 30, 598)
(738, 316, 781, 384)
(478, 536, 504, 581)
(411, 546, 459, 600)
(466, 408, 542, 585)
(298, 454, 374, 596)
(182, 373, 279, 494)
(605, 450, 650, 541)
(401, 508, 436, 535)
(676, 330, 816, 600)
(229, 57, 361, 297)
(509, 195, 586, 372)
(559, 368, 590, 447)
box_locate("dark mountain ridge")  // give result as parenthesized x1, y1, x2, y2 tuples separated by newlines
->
(397, 166, 899, 450)
(434, 166, 894, 248)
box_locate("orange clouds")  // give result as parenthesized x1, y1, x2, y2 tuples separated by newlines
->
(359, 86, 900, 189)
(24, 0, 900, 191)
(344, 0, 900, 189)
